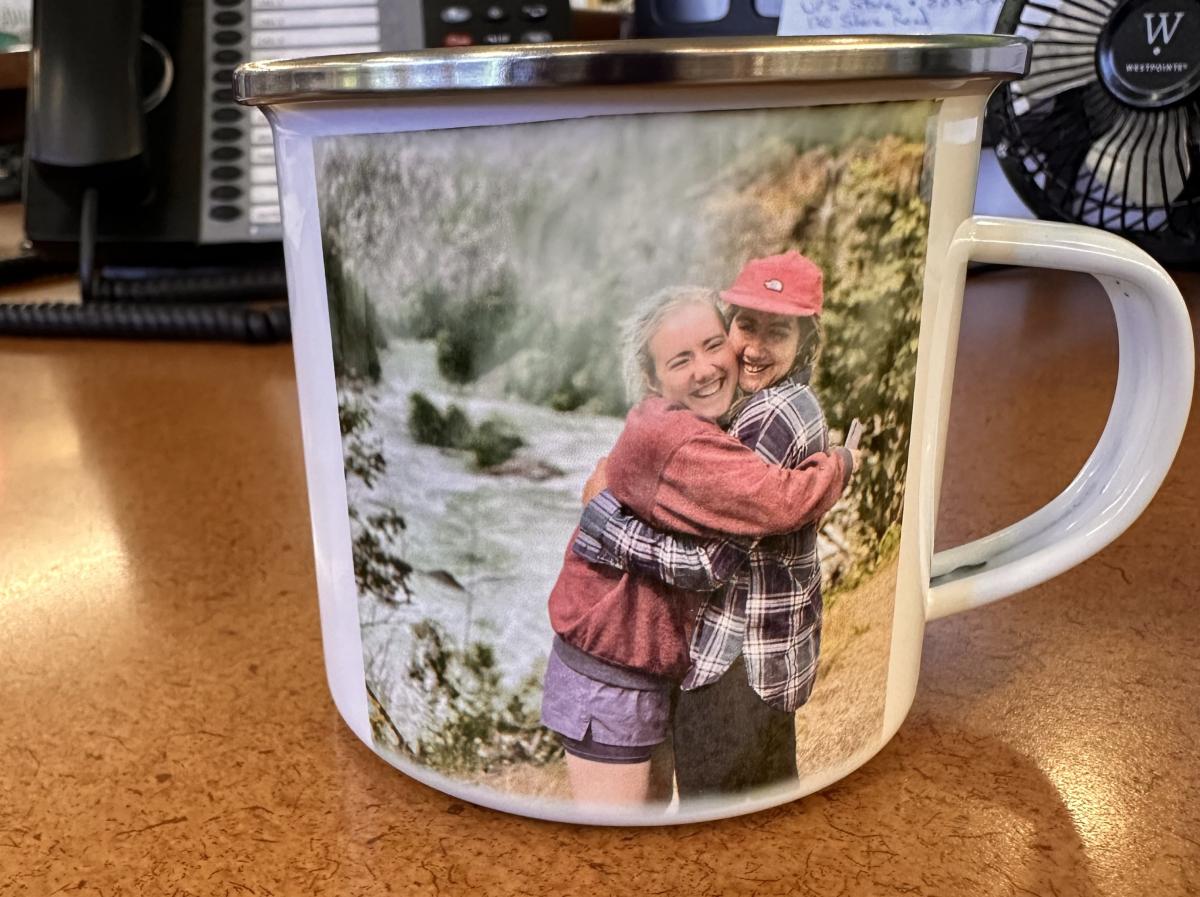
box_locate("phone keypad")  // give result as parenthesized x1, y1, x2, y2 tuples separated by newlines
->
(423, 0, 570, 48)
(440, 6, 472, 23)
(202, 0, 569, 241)
(207, 0, 247, 227)
(205, 0, 248, 227)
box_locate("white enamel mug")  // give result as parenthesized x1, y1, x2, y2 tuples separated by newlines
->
(235, 37, 1193, 825)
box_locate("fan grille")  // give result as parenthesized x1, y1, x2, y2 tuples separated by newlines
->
(987, 0, 1200, 263)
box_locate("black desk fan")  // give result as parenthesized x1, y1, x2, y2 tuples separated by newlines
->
(986, 0, 1200, 265)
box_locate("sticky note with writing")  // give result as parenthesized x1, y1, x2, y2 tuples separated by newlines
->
(778, 0, 1004, 36)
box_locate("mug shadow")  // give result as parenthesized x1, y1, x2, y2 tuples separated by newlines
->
(294, 707, 1100, 897)
(623, 723, 1099, 897)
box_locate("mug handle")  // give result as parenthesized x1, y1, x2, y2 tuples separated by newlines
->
(926, 216, 1194, 621)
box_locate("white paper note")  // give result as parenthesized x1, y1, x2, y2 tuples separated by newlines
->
(0, 0, 30, 44)
(778, 0, 1005, 36)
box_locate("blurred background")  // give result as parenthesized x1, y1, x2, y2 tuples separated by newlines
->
(0, 0, 1193, 345)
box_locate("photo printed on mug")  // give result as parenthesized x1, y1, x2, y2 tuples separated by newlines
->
(313, 99, 938, 816)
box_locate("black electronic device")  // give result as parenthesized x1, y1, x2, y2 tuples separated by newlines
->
(634, 0, 779, 37)
(7, 0, 571, 341)
(422, 1, 572, 47)
(986, 0, 1200, 266)
(24, 0, 572, 256)
(8, 0, 290, 342)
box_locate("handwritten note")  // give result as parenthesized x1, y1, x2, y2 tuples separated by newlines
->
(778, 0, 1005, 36)
(0, 0, 30, 45)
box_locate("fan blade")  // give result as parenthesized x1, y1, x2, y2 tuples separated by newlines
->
(1013, 51, 1096, 94)
(1006, 84, 1099, 168)
(1011, 6, 1099, 113)
(1080, 113, 1189, 216)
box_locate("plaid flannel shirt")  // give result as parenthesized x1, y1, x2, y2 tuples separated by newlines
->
(572, 373, 830, 712)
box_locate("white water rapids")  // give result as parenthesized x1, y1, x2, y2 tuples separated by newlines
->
(352, 339, 623, 746)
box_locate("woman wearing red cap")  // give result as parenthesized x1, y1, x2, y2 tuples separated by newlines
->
(541, 281, 853, 807)
(574, 251, 853, 800)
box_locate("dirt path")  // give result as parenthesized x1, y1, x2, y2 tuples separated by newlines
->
(794, 554, 899, 774)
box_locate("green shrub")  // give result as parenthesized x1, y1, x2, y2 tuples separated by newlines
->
(338, 391, 372, 438)
(341, 389, 387, 488)
(436, 328, 476, 384)
(408, 391, 453, 447)
(403, 276, 519, 385)
(339, 386, 412, 600)
(407, 619, 561, 773)
(407, 285, 449, 340)
(352, 509, 413, 603)
(467, 416, 525, 468)
(496, 309, 627, 417)
(443, 404, 473, 449)
(549, 382, 588, 413)
(344, 444, 386, 490)
(408, 392, 524, 469)
(325, 244, 384, 382)
(809, 138, 927, 575)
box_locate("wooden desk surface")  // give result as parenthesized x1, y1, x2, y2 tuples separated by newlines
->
(1, 247, 1198, 894)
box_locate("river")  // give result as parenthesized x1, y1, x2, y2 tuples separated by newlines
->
(350, 339, 624, 747)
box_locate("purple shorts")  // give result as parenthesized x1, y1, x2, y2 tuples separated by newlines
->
(540, 644, 672, 764)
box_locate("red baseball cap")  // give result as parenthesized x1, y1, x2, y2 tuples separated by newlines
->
(720, 251, 823, 317)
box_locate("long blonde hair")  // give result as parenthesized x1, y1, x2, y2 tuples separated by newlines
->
(621, 285, 724, 403)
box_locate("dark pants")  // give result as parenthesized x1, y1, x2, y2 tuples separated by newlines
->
(671, 656, 798, 799)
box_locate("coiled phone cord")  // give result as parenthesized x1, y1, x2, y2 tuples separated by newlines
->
(0, 300, 291, 343)
(0, 189, 291, 344)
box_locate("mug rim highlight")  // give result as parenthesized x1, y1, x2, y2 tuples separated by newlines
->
(233, 35, 1030, 106)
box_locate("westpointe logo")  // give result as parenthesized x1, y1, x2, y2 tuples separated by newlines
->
(1103, 2, 1197, 100)
(1144, 11, 1185, 55)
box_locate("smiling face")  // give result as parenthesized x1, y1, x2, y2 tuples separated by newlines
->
(646, 301, 738, 419)
(728, 307, 803, 394)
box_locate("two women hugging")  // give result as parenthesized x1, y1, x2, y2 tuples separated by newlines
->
(540, 251, 861, 809)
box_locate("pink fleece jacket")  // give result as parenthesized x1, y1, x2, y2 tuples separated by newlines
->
(547, 397, 846, 680)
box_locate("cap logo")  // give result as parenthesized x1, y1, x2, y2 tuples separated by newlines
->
(764, 279, 784, 292)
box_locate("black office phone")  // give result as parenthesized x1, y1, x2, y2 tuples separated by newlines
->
(23, 0, 572, 259)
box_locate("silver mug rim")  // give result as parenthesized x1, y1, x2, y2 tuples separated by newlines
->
(234, 35, 1031, 106)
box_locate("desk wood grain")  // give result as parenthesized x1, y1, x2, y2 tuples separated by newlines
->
(1, 267, 1197, 896)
